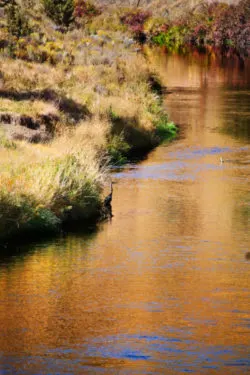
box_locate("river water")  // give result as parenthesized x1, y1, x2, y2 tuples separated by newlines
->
(0, 49, 249, 374)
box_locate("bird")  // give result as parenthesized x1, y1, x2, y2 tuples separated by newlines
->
(104, 180, 113, 208)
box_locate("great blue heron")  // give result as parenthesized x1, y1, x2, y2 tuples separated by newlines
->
(104, 181, 113, 208)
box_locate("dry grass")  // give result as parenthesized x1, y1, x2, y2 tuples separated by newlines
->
(0, 119, 108, 239)
(0, 98, 58, 116)
(0, 3, 177, 240)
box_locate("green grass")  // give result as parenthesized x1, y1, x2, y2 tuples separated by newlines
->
(155, 114, 177, 141)
(107, 133, 130, 165)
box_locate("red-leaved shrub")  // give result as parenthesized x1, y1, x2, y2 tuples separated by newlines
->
(120, 10, 151, 40)
(74, 0, 100, 19)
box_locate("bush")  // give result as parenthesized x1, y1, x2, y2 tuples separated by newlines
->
(43, 0, 74, 27)
(152, 25, 187, 49)
(74, 0, 100, 19)
(121, 10, 151, 40)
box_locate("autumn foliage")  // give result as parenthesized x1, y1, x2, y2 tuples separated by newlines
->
(120, 10, 151, 40)
(151, 0, 250, 50)
(74, 0, 100, 19)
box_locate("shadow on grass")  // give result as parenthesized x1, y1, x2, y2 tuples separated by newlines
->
(111, 114, 157, 151)
(0, 88, 90, 122)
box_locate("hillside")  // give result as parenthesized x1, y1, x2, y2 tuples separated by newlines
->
(94, 0, 241, 18)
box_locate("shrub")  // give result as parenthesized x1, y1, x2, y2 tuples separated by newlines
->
(74, 0, 100, 19)
(152, 25, 187, 49)
(43, 0, 74, 27)
(121, 10, 151, 28)
(120, 10, 151, 40)
(190, 24, 210, 46)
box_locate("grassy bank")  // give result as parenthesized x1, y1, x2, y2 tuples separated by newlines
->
(0, 0, 177, 242)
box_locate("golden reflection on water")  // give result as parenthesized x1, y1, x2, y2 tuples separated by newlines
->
(0, 49, 250, 374)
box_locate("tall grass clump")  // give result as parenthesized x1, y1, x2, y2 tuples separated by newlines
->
(0, 126, 106, 240)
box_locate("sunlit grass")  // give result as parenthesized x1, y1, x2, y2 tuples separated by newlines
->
(0, 122, 107, 239)
(0, 98, 59, 117)
(0, 3, 178, 240)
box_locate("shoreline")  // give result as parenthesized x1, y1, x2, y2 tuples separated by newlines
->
(0, 121, 178, 246)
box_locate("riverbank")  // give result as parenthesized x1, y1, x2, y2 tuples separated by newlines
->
(0, 1, 177, 242)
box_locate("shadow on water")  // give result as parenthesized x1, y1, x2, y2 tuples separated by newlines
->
(220, 116, 250, 141)
(0, 222, 99, 265)
(215, 90, 250, 142)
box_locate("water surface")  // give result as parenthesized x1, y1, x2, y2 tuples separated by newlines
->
(0, 49, 249, 374)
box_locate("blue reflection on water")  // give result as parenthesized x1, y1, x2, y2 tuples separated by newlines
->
(2, 333, 250, 374)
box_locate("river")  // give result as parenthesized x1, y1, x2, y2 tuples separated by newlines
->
(0, 49, 249, 374)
